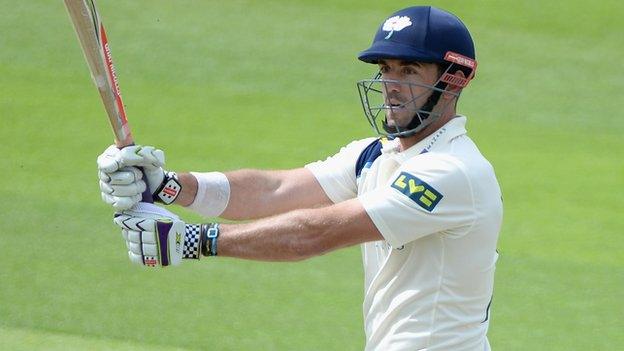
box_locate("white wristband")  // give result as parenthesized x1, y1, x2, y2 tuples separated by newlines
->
(187, 172, 230, 217)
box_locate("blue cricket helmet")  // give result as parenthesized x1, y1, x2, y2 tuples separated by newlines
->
(356, 6, 477, 138)
(358, 6, 475, 65)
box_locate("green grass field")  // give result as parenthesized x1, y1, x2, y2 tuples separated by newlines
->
(1, 1, 622, 350)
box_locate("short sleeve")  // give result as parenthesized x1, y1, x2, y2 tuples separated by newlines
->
(358, 154, 476, 247)
(305, 138, 375, 203)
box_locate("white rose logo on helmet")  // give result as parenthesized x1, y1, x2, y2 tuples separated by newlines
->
(382, 16, 412, 39)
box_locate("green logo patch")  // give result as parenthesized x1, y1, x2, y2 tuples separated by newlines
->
(391, 172, 443, 212)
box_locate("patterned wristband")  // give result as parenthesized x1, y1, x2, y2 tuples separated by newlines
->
(183, 224, 201, 259)
(200, 224, 209, 257)
(200, 223, 220, 257)
(154, 171, 182, 205)
(207, 223, 220, 256)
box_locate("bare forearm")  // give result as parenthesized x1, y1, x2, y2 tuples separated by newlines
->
(219, 209, 323, 261)
(175, 168, 332, 221)
(217, 200, 382, 261)
(221, 169, 288, 219)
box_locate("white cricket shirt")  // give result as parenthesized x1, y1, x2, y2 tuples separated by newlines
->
(306, 116, 502, 350)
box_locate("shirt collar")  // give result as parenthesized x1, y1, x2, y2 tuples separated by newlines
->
(381, 115, 468, 159)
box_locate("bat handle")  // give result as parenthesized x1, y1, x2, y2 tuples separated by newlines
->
(139, 167, 154, 204)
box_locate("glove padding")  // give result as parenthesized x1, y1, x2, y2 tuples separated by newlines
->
(98, 145, 166, 210)
(114, 202, 184, 267)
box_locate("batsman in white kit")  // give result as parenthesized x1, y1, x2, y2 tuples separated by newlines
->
(97, 6, 502, 350)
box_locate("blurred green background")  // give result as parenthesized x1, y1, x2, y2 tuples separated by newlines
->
(1, 1, 622, 350)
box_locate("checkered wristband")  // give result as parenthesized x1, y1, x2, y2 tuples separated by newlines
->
(183, 224, 202, 259)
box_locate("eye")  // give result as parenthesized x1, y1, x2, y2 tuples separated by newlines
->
(379, 65, 391, 74)
(401, 66, 417, 75)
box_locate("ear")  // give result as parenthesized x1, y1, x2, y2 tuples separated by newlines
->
(441, 70, 466, 100)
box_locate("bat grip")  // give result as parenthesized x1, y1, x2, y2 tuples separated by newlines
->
(139, 167, 154, 203)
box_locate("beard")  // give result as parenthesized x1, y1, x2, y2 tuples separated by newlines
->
(384, 92, 424, 128)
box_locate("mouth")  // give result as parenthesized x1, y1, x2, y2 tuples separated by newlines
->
(385, 101, 404, 109)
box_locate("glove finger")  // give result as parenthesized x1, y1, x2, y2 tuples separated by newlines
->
(135, 146, 165, 169)
(98, 170, 111, 183)
(97, 145, 123, 173)
(128, 241, 143, 256)
(105, 181, 147, 197)
(102, 192, 117, 206)
(128, 251, 144, 265)
(112, 194, 142, 211)
(124, 202, 179, 219)
(142, 243, 158, 256)
(102, 182, 144, 209)
(114, 214, 157, 232)
(142, 231, 156, 244)
(124, 229, 141, 244)
(103, 167, 143, 185)
(104, 193, 141, 211)
(100, 180, 114, 195)
(118, 145, 164, 169)
(122, 231, 133, 252)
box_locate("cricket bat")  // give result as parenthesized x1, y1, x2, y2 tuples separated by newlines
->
(64, 0, 153, 203)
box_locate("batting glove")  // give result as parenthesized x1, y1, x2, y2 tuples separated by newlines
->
(114, 202, 213, 267)
(114, 202, 184, 267)
(98, 145, 182, 210)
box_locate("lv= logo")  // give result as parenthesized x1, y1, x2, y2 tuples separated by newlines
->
(391, 172, 443, 211)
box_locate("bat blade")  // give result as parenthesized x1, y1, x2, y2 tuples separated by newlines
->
(64, 0, 133, 147)
(65, 0, 153, 204)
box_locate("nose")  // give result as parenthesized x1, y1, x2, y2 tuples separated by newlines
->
(381, 80, 402, 101)
(384, 80, 402, 93)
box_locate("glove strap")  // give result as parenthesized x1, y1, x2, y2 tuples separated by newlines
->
(183, 224, 202, 259)
(154, 171, 182, 205)
(201, 223, 220, 257)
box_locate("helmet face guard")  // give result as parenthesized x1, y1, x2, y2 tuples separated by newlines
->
(357, 52, 476, 138)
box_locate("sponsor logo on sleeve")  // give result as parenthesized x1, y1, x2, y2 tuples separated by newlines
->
(391, 172, 442, 212)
